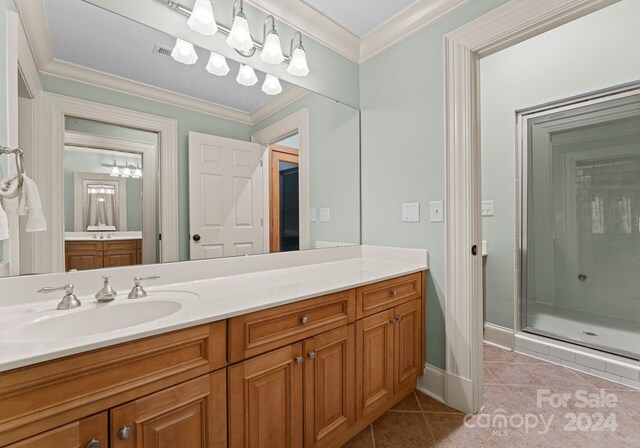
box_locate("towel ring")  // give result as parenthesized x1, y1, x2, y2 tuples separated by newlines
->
(0, 147, 25, 186)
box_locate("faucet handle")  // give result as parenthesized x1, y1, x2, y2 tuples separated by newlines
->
(95, 276, 117, 302)
(39, 284, 82, 310)
(128, 275, 160, 299)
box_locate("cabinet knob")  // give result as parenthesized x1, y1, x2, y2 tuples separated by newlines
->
(300, 315, 310, 325)
(396, 315, 402, 322)
(85, 439, 102, 448)
(307, 351, 316, 360)
(118, 426, 133, 440)
(389, 289, 398, 298)
(295, 355, 304, 365)
(389, 317, 398, 324)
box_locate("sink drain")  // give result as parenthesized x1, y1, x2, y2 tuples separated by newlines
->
(583, 331, 598, 337)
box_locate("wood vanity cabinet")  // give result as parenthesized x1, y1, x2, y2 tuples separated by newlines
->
(1, 271, 425, 448)
(64, 240, 141, 271)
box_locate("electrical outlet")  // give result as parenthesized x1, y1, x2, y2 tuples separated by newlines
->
(320, 208, 331, 222)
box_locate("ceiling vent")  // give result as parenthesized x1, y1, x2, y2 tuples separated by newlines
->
(152, 43, 173, 57)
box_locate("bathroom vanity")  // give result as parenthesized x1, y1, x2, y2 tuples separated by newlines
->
(0, 246, 427, 448)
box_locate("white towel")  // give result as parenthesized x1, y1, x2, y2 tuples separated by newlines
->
(0, 174, 20, 199)
(0, 199, 8, 241)
(17, 175, 47, 232)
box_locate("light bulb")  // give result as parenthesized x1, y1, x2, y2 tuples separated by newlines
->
(236, 64, 258, 86)
(206, 52, 230, 76)
(171, 38, 198, 65)
(226, 13, 253, 52)
(260, 32, 284, 64)
(110, 162, 120, 177)
(261, 74, 282, 95)
(187, 0, 218, 36)
(287, 45, 309, 77)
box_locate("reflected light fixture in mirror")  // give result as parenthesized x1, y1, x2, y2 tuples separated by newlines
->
(206, 51, 230, 76)
(187, 0, 218, 36)
(236, 64, 258, 86)
(262, 74, 282, 95)
(171, 38, 198, 64)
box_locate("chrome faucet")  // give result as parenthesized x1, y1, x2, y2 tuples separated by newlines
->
(95, 276, 117, 302)
(39, 284, 81, 310)
(128, 275, 160, 299)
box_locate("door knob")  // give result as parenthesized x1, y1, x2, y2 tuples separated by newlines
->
(85, 439, 101, 448)
(193, 234, 201, 242)
(118, 426, 133, 440)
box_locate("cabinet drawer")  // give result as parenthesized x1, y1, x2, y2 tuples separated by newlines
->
(103, 239, 138, 251)
(64, 241, 103, 252)
(228, 289, 355, 363)
(0, 322, 226, 446)
(356, 273, 422, 318)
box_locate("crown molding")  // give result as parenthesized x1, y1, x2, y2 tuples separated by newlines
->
(360, 0, 471, 62)
(245, 0, 361, 62)
(250, 85, 309, 124)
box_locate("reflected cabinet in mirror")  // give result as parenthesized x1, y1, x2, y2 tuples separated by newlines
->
(1, 0, 360, 277)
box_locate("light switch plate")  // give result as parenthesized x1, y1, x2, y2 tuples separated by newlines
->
(320, 208, 331, 222)
(309, 208, 317, 223)
(430, 201, 444, 222)
(482, 200, 494, 217)
(402, 202, 420, 222)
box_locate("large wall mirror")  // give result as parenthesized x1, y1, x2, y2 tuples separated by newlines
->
(1, 0, 360, 277)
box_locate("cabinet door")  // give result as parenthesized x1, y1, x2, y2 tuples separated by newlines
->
(228, 343, 303, 448)
(110, 371, 226, 448)
(65, 252, 103, 271)
(7, 413, 107, 448)
(103, 250, 138, 267)
(393, 299, 423, 393)
(355, 308, 394, 420)
(303, 325, 354, 448)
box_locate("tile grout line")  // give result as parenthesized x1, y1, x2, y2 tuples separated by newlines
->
(369, 424, 375, 448)
(415, 390, 439, 447)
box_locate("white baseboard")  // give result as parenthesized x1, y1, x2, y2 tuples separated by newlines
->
(484, 322, 515, 350)
(417, 363, 445, 402)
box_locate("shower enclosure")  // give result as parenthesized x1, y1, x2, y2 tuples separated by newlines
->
(520, 83, 640, 360)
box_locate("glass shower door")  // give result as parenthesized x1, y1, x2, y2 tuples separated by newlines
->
(521, 86, 640, 360)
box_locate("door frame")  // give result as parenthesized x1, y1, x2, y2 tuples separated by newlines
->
(443, 0, 619, 413)
(65, 131, 159, 264)
(252, 109, 310, 252)
(269, 144, 300, 252)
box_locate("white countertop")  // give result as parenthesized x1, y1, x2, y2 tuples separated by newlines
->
(65, 231, 142, 241)
(0, 245, 428, 372)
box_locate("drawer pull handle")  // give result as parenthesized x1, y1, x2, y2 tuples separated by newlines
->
(307, 351, 316, 360)
(118, 426, 133, 441)
(389, 289, 398, 297)
(295, 355, 304, 365)
(85, 439, 102, 448)
(300, 315, 310, 325)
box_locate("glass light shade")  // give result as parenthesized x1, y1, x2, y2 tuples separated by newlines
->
(226, 14, 253, 52)
(205, 52, 230, 76)
(287, 46, 309, 76)
(171, 39, 198, 65)
(236, 64, 258, 86)
(187, 0, 218, 36)
(260, 32, 284, 64)
(261, 74, 282, 95)
(133, 167, 142, 178)
(110, 164, 120, 177)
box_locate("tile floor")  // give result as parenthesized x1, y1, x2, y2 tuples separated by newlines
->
(343, 344, 640, 448)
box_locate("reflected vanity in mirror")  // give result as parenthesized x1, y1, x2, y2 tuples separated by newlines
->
(3, 0, 361, 277)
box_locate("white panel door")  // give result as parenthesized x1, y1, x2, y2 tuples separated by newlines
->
(189, 132, 263, 259)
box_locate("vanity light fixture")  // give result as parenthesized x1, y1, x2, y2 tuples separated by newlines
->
(287, 32, 309, 77)
(226, 0, 253, 54)
(110, 161, 120, 177)
(171, 38, 198, 65)
(206, 51, 230, 76)
(236, 64, 258, 86)
(187, 0, 218, 36)
(262, 74, 282, 95)
(132, 164, 142, 179)
(260, 16, 284, 64)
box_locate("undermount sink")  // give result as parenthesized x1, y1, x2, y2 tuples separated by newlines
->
(0, 292, 199, 344)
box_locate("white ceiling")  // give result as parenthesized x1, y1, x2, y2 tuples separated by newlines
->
(302, 0, 418, 37)
(43, 0, 292, 113)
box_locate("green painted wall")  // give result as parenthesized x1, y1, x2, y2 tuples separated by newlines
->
(41, 74, 252, 261)
(480, 0, 640, 330)
(359, 0, 509, 369)
(83, 0, 359, 108)
(252, 94, 360, 247)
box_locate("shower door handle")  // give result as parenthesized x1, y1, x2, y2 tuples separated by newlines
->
(578, 274, 587, 282)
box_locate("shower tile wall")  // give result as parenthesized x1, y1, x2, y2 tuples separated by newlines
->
(554, 156, 640, 321)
